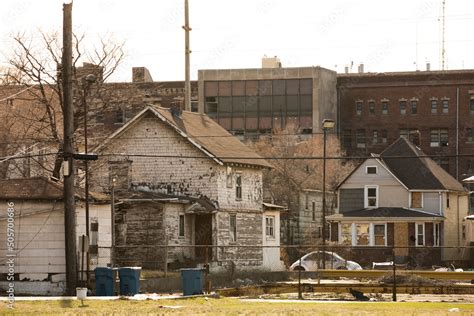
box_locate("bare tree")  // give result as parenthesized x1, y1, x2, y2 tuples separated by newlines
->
(1, 31, 125, 179)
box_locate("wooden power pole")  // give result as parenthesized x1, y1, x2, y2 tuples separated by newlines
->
(62, 2, 77, 296)
(183, 0, 191, 111)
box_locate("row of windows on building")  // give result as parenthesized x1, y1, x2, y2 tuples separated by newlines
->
(355, 98, 474, 116)
(177, 213, 276, 240)
(343, 128, 474, 148)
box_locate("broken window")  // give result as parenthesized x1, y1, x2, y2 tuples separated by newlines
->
(229, 214, 237, 242)
(109, 161, 131, 191)
(115, 108, 125, 124)
(411, 192, 422, 208)
(434, 157, 450, 172)
(179, 215, 185, 237)
(265, 216, 275, 237)
(205, 97, 218, 117)
(235, 174, 242, 200)
(95, 112, 105, 124)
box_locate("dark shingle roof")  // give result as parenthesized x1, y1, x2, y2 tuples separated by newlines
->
(339, 207, 443, 218)
(379, 137, 465, 191)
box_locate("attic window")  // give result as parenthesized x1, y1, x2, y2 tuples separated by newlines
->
(366, 166, 377, 174)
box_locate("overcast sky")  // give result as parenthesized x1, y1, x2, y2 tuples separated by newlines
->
(1, 0, 473, 82)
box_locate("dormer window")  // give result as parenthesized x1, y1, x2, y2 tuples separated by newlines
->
(366, 166, 377, 174)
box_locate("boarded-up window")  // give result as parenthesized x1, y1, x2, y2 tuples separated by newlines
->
(340, 223, 352, 245)
(109, 161, 131, 191)
(425, 223, 434, 246)
(411, 192, 422, 208)
(387, 223, 395, 246)
(356, 224, 369, 246)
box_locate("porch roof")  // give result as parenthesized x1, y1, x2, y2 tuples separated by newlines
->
(327, 207, 444, 221)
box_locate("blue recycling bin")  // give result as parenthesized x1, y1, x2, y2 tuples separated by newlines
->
(118, 267, 141, 296)
(181, 268, 204, 296)
(95, 267, 117, 296)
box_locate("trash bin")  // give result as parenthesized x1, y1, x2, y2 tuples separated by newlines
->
(95, 267, 117, 296)
(118, 267, 141, 296)
(181, 268, 204, 296)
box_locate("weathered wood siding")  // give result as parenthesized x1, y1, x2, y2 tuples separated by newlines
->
(91, 114, 219, 201)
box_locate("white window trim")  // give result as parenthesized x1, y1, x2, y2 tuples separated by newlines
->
(265, 216, 275, 238)
(364, 185, 379, 208)
(434, 222, 441, 247)
(370, 223, 388, 246)
(415, 222, 425, 246)
(366, 166, 378, 174)
(409, 191, 424, 209)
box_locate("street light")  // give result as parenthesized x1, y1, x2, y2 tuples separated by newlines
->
(321, 119, 335, 269)
(82, 73, 96, 286)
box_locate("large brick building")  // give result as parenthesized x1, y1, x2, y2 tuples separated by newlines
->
(337, 70, 474, 181)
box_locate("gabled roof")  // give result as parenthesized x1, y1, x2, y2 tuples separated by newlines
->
(95, 106, 272, 169)
(380, 137, 465, 191)
(332, 207, 444, 218)
(0, 177, 108, 201)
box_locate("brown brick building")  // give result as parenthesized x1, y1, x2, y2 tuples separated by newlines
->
(337, 70, 474, 181)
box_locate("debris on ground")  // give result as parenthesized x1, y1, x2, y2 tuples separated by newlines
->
(377, 274, 454, 286)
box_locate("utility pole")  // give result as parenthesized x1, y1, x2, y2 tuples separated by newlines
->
(62, 2, 77, 296)
(183, 0, 191, 111)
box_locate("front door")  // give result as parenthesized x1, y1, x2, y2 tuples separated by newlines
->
(195, 214, 212, 261)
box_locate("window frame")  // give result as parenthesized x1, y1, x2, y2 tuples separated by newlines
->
(229, 214, 237, 242)
(467, 128, 473, 143)
(399, 100, 407, 115)
(415, 222, 425, 246)
(442, 99, 449, 114)
(366, 166, 377, 174)
(431, 99, 438, 114)
(368, 100, 375, 114)
(410, 100, 418, 114)
(178, 214, 185, 238)
(235, 173, 242, 200)
(356, 101, 363, 116)
(381, 101, 388, 115)
(470, 99, 474, 115)
(265, 216, 275, 238)
(372, 223, 387, 246)
(364, 185, 379, 208)
(410, 192, 423, 209)
(312, 201, 316, 221)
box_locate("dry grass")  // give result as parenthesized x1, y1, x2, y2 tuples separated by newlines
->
(2, 297, 474, 315)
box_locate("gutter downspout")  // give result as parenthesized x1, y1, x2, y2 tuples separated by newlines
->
(456, 87, 460, 180)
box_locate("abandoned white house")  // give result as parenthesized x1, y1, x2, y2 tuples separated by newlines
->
(327, 137, 470, 267)
(90, 105, 285, 271)
(0, 177, 111, 295)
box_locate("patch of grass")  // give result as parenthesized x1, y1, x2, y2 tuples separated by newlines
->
(2, 297, 474, 315)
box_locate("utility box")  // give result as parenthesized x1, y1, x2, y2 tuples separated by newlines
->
(95, 267, 117, 296)
(181, 268, 204, 296)
(118, 267, 141, 296)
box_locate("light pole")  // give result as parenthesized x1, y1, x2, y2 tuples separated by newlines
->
(82, 73, 96, 286)
(321, 119, 335, 269)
